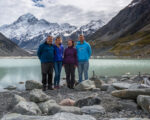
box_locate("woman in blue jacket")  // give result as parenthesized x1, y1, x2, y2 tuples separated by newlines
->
(54, 36, 64, 89)
(37, 36, 54, 91)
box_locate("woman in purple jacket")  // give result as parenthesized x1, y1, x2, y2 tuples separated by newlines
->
(63, 40, 78, 89)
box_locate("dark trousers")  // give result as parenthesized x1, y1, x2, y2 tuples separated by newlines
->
(41, 63, 53, 87)
(64, 64, 75, 88)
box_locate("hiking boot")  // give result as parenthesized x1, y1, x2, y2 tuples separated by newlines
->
(42, 86, 46, 91)
(48, 86, 54, 90)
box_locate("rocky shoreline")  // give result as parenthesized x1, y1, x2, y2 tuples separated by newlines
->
(1, 74, 150, 120)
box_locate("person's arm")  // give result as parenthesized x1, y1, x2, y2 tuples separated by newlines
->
(74, 49, 78, 67)
(62, 49, 66, 66)
(62, 46, 64, 56)
(37, 45, 42, 59)
(87, 43, 92, 58)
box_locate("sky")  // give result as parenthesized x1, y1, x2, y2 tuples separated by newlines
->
(0, 0, 132, 27)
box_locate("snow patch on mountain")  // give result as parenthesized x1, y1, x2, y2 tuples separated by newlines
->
(128, 0, 142, 7)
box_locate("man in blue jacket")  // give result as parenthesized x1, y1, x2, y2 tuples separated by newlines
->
(76, 34, 92, 83)
(37, 36, 54, 91)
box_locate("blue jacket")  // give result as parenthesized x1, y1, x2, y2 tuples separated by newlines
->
(54, 44, 64, 62)
(37, 42, 55, 63)
(76, 41, 92, 62)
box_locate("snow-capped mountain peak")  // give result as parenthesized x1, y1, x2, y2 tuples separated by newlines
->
(79, 19, 105, 36)
(0, 13, 105, 51)
(15, 13, 38, 24)
(0, 13, 78, 50)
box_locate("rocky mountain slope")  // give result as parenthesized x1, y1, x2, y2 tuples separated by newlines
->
(0, 33, 30, 56)
(87, 0, 150, 57)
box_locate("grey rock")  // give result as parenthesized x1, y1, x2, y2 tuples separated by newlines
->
(112, 82, 131, 90)
(81, 105, 105, 115)
(25, 80, 42, 90)
(60, 106, 81, 114)
(38, 99, 57, 114)
(107, 78, 118, 84)
(29, 89, 50, 103)
(120, 78, 129, 81)
(107, 85, 116, 93)
(129, 83, 141, 89)
(111, 89, 150, 99)
(75, 96, 101, 108)
(75, 80, 96, 91)
(121, 75, 130, 79)
(13, 101, 41, 115)
(100, 84, 111, 91)
(137, 95, 150, 113)
(93, 79, 104, 88)
(92, 88, 100, 92)
(2, 112, 96, 120)
(11, 94, 26, 107)
(118, 100, 138, 111)
(4, 85, 17, 90)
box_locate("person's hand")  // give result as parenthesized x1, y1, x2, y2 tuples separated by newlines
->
(74, 65, 77, 68)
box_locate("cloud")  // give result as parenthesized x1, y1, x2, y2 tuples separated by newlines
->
(0, 0, 132, 27)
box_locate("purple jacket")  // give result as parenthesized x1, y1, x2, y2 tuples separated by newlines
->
(63, 46, 78, 66)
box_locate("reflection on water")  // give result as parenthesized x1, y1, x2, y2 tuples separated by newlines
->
(0, 59, 150, 90)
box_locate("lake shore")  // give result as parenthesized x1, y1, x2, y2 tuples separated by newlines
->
(0, 56, 150, 59)
(1, 74, 150, 120)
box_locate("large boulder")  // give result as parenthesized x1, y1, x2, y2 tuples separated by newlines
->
(74, 96, 101, 108)
(38, 99, 58, 114)
(137, 95, 150, 113)
(111, 89, 150, 99)
(25, 80, 42, 90)
(75, 80, 96, 91)
(13, 101, 41, 115)
(11, 94, 26, 107)
(2, 112, 96, 120)
(29, 89, 50, 103)
(81, 105, 105, 115)
(60, 106, 81, 114)
(112, 82, 131, 90)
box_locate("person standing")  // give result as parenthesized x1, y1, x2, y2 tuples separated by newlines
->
(63, 40, 78, 89)
(54, 36, 64, 89)
(76, 34, 92, 83)
(37, 36, 54, 91)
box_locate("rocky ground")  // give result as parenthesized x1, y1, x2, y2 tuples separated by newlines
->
(0, 74, 150, 120)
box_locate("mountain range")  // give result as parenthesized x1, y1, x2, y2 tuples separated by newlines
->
(0, 13, 104, 51)
(87, 0, 150, 57)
